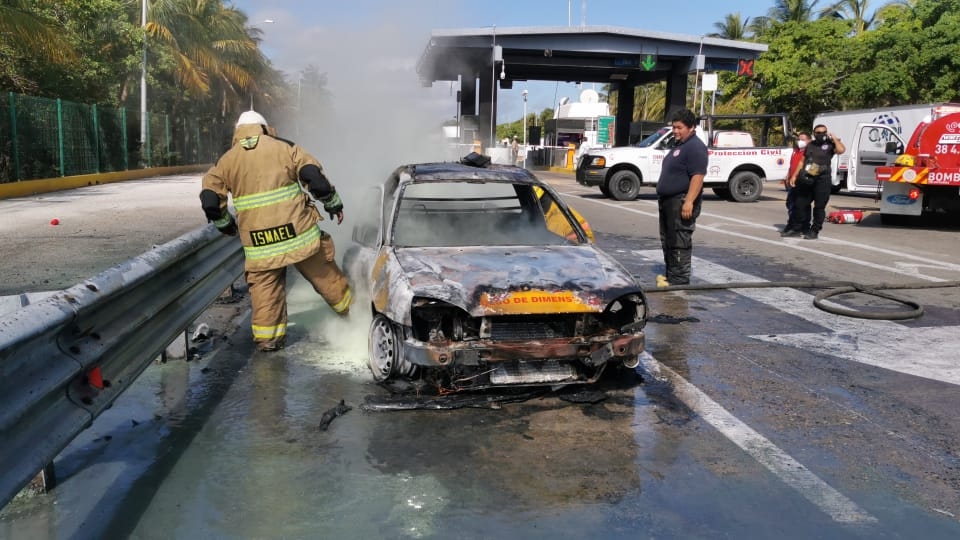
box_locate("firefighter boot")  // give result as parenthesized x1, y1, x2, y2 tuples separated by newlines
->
(256, 336, 286, 353)
(666, 249, 692, 285)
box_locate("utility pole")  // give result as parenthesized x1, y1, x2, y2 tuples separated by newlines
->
(140, 0, 148, 164)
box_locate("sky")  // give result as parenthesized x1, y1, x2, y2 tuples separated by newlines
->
(231, 0, 773, 124)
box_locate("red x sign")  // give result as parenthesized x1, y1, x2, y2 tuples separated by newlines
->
(737, 58, 755, 77)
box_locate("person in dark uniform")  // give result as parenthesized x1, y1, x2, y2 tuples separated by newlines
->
(656, 108, 708, 286)
(789, 124, 846, 239)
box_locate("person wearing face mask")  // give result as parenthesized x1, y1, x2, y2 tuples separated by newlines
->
(780, 132, 811, 237)
(788, 124, 846, 239)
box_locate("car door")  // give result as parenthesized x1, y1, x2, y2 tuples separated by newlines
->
(649, 132, 676, 182)
(848, 123, 905, 192)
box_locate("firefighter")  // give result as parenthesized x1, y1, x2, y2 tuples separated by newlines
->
(533, 185, 595, 242)
(200, 111, 352, 352)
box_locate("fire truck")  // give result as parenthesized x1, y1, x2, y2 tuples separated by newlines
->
(874, 111, 960, 224)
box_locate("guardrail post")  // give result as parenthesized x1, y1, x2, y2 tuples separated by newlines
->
(56, 98, 65, 177)
(9, 92, 20, 181)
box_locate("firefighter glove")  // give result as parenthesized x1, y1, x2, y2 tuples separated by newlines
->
(213, 213, 237, 236)
(201, 189, 236, 235)
(320, 190, 343, 219)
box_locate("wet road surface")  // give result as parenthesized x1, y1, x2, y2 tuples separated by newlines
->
(2, 173, 960, 539)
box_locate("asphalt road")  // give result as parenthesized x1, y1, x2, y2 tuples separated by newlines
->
(2, 172, 960, 539)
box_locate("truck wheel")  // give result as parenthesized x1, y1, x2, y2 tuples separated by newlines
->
(609, 170, 640, 201)
(711, 187, 732, 200)
(599, 181, 612, 198)
(728, 171, 763, 202)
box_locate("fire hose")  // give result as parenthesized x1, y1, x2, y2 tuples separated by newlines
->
(643, 279, 960, 321)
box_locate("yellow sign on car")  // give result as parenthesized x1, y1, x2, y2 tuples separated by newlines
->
(479, 290, 598, 314)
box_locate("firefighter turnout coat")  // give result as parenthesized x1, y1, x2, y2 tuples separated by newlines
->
(203, 124, 330, 272)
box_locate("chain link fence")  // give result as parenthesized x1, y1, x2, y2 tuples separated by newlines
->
(0, 92, 232, 183)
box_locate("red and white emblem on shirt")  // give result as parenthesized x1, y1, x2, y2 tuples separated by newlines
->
(673, 149, 681, 157)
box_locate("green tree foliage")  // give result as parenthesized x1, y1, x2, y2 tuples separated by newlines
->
(0, 0, 78, 93)
(750, 18, 856, 126)
(32, 0, 141, 104)
(0, 0, 286, 127)
(820, 0, 907, 35)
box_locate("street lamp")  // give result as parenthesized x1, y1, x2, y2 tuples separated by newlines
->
(522, 89, 528, 152)
(140, 0, 147, 165)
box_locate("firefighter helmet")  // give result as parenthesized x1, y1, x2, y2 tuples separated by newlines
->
(236, 110, 268, 128)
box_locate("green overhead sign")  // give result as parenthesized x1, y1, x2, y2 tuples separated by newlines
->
(640, 54, 657, 71)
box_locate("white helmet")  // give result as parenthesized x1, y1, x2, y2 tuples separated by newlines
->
(236, 110, 268, 128)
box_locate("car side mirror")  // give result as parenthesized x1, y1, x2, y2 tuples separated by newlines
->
(885, 141, 903, 154)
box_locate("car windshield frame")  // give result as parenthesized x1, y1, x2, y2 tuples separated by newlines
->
(388, 179, 585, 248)
(635, 127, 670, 147)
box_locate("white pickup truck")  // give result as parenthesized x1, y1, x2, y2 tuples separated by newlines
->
(575, 113, 793, 202)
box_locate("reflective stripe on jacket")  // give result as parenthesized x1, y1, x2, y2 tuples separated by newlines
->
(202, 124, 331, 271)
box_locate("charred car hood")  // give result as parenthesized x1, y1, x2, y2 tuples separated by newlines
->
(389, 245, 641, 317)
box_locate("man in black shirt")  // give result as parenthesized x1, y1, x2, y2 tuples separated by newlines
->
(788, 123, 846, 239)
(656, 109, 708, 286)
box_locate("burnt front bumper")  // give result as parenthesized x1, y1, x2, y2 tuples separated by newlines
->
(400, 331, 646, 369)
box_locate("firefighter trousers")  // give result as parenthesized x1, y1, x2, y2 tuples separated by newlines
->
(245, 233, 352, 347)
(658, 193, 701, 285)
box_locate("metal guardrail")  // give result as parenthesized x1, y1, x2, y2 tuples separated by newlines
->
(0, 224, 243, 508)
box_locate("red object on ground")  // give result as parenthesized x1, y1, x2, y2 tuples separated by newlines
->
(87, 367, 104, 389)
(828, 210, 863, 224)
(50, 218, 60, 226)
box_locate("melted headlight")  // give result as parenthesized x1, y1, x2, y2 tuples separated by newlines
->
(410, 298, 479, 342)
(605, 293, 647, 332)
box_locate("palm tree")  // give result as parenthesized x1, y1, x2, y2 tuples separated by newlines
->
(146, 0, 271, 115)
(0, 0, 75, 63)
(819, 0, 906, 34)
(709, 12, 752, 40)
(768, 0, 823, 23)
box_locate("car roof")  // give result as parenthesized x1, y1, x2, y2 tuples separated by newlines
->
(392, 162, 542, 186)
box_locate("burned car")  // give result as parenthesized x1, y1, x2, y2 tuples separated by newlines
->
(343, 155, 647, 391)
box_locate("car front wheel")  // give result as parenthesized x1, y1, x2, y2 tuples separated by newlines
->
(368, 314, 401, 382)
(599, 181, 612, 197)
(608, 170, 640, 201)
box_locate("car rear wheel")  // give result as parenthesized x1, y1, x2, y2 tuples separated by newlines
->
(609, 170, 640, 201)
(728, 171, 763, 202)
(368, 314, 402, 382)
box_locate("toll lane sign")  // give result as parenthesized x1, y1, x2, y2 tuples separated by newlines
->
(598, 116, 615, 144)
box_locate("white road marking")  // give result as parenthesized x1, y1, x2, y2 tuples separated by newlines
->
(561, 189, 960, 278)
(634, 250, 960, 387)
(638, 351, 877, 523)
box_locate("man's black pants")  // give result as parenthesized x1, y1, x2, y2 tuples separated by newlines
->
(658, 193, 701, 285)
(793, 174, 832, 233)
